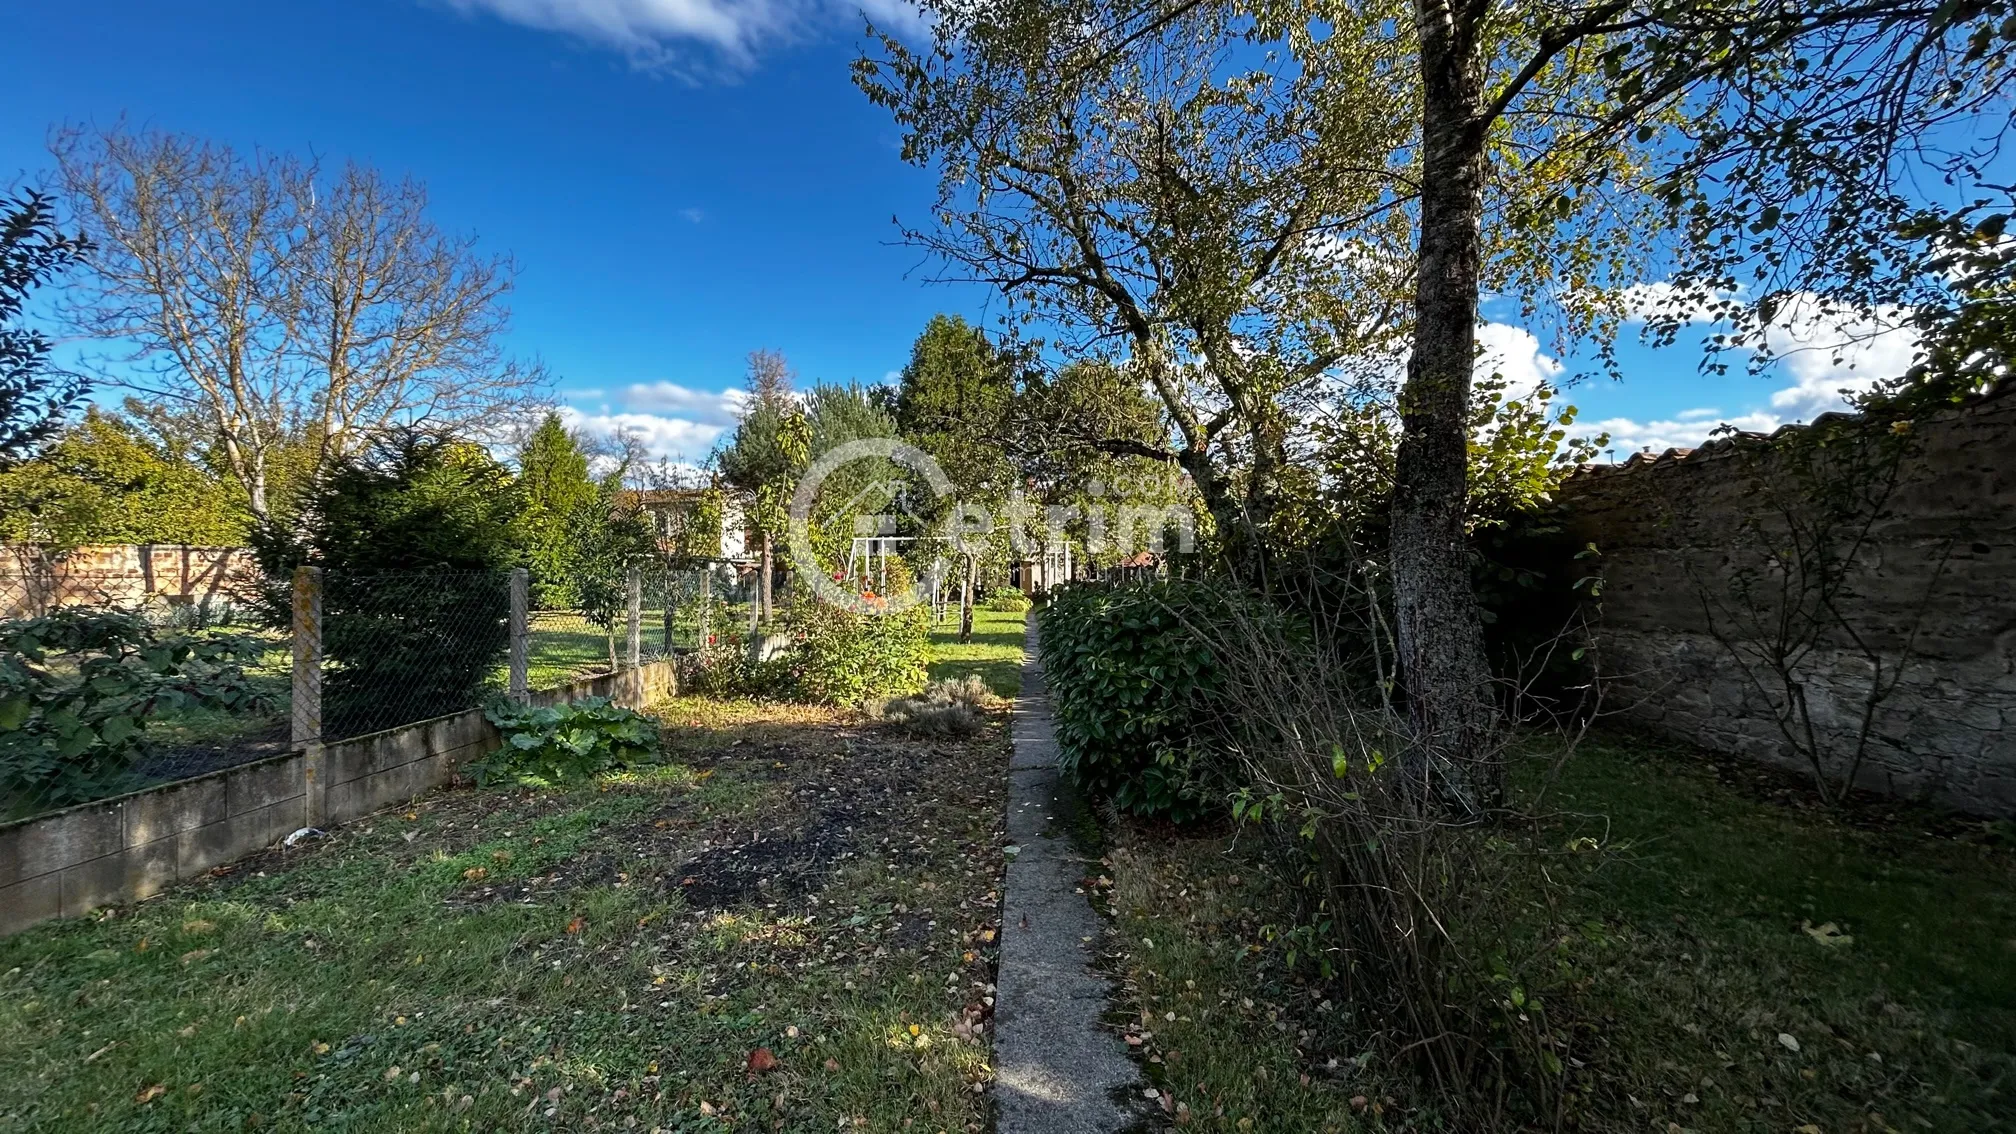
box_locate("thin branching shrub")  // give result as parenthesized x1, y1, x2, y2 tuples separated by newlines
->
(1186, 570, 1600, 1126)
(876, 674, 992, 736)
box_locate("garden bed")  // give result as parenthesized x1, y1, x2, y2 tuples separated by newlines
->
(0, 693, 1013, 1132)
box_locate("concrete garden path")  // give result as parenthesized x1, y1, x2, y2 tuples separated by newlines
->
(992, 618, 1142, 1133)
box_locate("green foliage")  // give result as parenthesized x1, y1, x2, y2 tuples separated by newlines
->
(783, 600, 930, 707)
(516, 412, 600, 604)
(0, 408, 250, 546)
(0, 609, 266, 812)
(895, 314, 1016, 497)
(717, 355, 811, 555)
(979, 585, 1031, 612)
(678, 601, 932, 708)
(0, 189, 90, 467)
(1037, 581, 1228, 821)
(474, 696, 660, 787)
(800, 381, 904, 569)
(250, 432, 520, 736)
(559, 482, 660, 664)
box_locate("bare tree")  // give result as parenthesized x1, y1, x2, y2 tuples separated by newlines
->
(53, 125, 545, 520)
(293, 160, 544, 472)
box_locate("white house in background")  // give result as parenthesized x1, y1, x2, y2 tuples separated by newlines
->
(625, 488, 756, 563)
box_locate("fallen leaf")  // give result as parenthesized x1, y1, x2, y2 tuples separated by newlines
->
(135, 1084, 166, 1105)
(1778, 1033, 1801, 1053)
(1801, 920, 1853, 948)
(565, 917, 585, 935)
(746, 1047, 779, 1074)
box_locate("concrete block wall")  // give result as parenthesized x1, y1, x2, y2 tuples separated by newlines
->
(1556, 388, 2016, 815)
(0, 657, 679, 936)
(0, 753, 304, 935)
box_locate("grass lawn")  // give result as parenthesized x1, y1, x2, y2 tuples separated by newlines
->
(1099, 736, 2016, 1133)
(924, 608, 1027, 698)
(0, 694, 1012, 1133)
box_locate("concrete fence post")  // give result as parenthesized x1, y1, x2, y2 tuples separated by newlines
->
(625, 566, 642, 670)
(290, 565, 325, 828)
(661, 583, 675, 655)
(699, 570, 712, 647)
(509, 567, 529, 703)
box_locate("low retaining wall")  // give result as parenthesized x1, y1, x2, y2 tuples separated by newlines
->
(0, 658, 678, 936)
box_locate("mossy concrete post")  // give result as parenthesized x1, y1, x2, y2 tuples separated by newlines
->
(509, 567, 529, 703)
(625, 566, 642, 669)
(291, 565, 325, 828)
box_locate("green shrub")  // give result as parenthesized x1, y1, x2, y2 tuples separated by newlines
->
(677, 639, 757, 698)
(1038, 581, 1229, 821)
(784, 599, 930, 706)
(677, 595, 929, 708)
(248, 432, 520, 737)
(0, 609, 268, 812)
(474, 696, 660, 787)
(980, 586, 1032, 613)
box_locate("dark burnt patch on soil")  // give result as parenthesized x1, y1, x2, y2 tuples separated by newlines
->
(669, 811, 854, 910)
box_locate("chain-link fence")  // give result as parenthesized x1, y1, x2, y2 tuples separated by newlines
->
(1, 559, 769, 821)
(0, 570, 289, 822)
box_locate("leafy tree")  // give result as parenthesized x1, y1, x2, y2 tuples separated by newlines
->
(0, 190, 90, 467)
(892, 316, 1026, 636)
(558, 477, 660, 670)
(249, 431, 520, 737)
(515, 412, 599, 605)
(0, 407, 250, 546)
(716, 351, 810, 622)
(801, 380, 905, 577)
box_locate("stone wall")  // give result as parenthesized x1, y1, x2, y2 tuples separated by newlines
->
(0, 544, 259, 619)
(1555, 390, 2016, 815)
(0, 657, 680, 936)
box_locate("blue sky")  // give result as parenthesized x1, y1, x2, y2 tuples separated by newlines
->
(0, 0, 1917, 465)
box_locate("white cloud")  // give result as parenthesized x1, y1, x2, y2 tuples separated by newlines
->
(1583, 289, 1921, 460)
(559, 406, 729, 463)
(618, 380, 745, 425)
(1581, 409, 1787, 458)
(1759, 295, 1918, 419)
(1474, 322, 1562, 402)
(439, 0, 926, 67)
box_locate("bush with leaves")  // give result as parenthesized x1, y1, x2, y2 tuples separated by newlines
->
(473, 696, 660, 787)
(980, 585, 1032, 613)
(0, 609, 266, 813)
(784, 598, 930, 706)
(1037, 581, 1237, 821)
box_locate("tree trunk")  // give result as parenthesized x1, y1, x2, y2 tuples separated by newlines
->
(1390, 0, 1500, 811)
(759, 531, 774, 624)
(959, 553, 976, 643)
